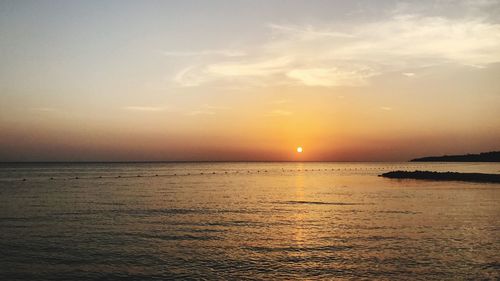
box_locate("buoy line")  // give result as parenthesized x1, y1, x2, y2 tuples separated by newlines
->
(11, 166, 422, 182)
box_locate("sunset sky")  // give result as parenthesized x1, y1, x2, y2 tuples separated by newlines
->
(1, 0, 499, 161)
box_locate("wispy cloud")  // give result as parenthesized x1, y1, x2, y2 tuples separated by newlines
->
(206, 56, 291, 77)
(268, 23, 355, 39)
(173, 66, 210, 87)
(265, 110, 293, 117)
(31, 107, 57, 112)
(269, 99, 292, 105)
(123, 106, 166, 112)
(171, 13, 500, 88)
(186, 104, 228, 116)
(380, 106, 393, 111)
(163, 49, 246, 57)
(286, 66, 377, 87)
(187, 110, 215, 116)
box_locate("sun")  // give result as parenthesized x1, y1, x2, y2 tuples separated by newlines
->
(296, 146, 303, 153)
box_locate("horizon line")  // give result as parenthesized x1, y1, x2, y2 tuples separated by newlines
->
(0, 160, 413, 164)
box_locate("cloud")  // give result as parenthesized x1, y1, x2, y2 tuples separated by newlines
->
(31, 107, 57, 112)
(287, 66, 377, 87)
(380, 107, 393, 111)
(187, 110, 215, 116)
(266, 110, 293, 117)
(186, 104, 228, 116)
(173, 66, 211, 87)
(402, 72, 416, 77)
(173, 57, 293, 87)
(163, 49, 246, 57)
(206, 56, 292, 77)
(170, 12, 500, 88)
(123, 106, 165, 112)
(269, 99, 291, 105)
(268, 23, 355, 39)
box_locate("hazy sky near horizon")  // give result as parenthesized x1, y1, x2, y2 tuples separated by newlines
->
(1, 0, 500, 161)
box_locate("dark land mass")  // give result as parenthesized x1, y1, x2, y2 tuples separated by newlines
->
(410, 151, 500, 162)
(380, 170, 500, 183)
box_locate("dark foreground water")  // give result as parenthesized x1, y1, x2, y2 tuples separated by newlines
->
(0, 162, 499, 280)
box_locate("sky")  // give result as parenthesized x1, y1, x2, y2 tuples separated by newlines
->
(1, 0, 499, 161)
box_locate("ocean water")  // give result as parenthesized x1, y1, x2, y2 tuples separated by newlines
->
(0, 162, 499, 280)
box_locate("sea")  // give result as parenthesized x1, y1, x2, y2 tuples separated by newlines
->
(0, 162, 499, 280)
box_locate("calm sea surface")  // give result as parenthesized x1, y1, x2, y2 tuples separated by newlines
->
(0, 162, 499, 280)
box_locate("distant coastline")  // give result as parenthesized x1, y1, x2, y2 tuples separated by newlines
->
(410, 151, 500, 162)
